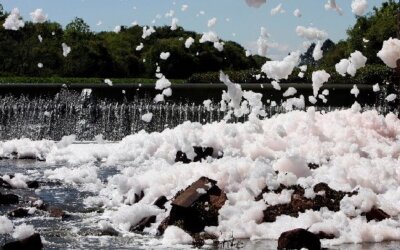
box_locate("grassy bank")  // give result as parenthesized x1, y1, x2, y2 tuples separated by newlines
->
(0, 77, 186, 85)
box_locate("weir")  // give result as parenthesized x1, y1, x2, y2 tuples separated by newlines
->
(0, 83, 387, 141)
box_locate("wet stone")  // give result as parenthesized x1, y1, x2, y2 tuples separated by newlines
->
(158, 177, 227, 235)
(8, 207, 30, 218)
(2, 233, 43, 250)
(277, 228, 321, 250)
(261, 183, 357, 223)
(130, 196, 168, 232)
(175, 146, 218, 163)
(27, 181, 40, 189)
(0, 192, 19, 205)
(0, 178, 12, 189)
(47, 206, 70, 220)
(365, 207, 390, 222)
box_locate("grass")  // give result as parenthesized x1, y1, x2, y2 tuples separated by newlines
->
(0, 77, 186, 85)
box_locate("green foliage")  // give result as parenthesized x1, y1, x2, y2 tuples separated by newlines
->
(187, 64, 391, 85)
(0, 76, 185, 84)
(320, 0, 399, 68)
(0, 15, 268, 80)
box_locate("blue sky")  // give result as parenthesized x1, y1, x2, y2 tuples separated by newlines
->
(1, 0, 386, 59)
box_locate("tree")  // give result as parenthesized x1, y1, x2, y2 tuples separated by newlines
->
(65, 17, 91, 35)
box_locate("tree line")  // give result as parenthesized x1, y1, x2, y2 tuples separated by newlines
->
(0, 1, 397, 82)
(0, 5, 266, 79)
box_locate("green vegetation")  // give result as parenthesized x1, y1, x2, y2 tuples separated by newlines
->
(0, 6, 265, 81)
(0, 1, 397, 85)
(297, 0, 399, 84)
(0, 77, 185, 84)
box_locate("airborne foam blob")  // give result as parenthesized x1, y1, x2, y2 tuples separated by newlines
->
(325, 0, 343, 15)
(62, 43, 71, 57)
(185, 37, 195, 48)
(271, 4, 285, 15)
(312, 70, 330, 97)
(335, 51, 367, 77)
(155, 76, 171, 90)
(207, 17, 217, 28)
(261, 51, 300, 81)
(312, 41, 323, 61)
(142, 26, 155, 39)
(293, 9, 302, 18)
(160, 52, 170, 60)
(30, 8, 48, 23)
(104, 79, 113, 86)
(141, 113, 153, 123)
(171, 18, 179, 31)
(296, 26, 328, 41)
(351, 0, 368, 16)
(245, 0, 266, 8)
(377, 38, 400, 68)
(3, 8, 25, 30)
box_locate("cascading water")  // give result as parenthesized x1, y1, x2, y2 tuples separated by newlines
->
(0, 88, 393, 141)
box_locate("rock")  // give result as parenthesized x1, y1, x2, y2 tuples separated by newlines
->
(365, 207, 390, 222)
(262, 183, 357, 222)
(277, 228, 321, 250)
(153, 196, 168, 210)
(2, 233, 43, 250)
(8, 208, 30, 218)
(99, 227, 119, 237)
(158, 177, 227, 235)
(130, 196, 169, 232)
(175, 151, 191, 164)
(315, 231, 335, 239)
(193, 147, 214, 162)
(308, 163, 320, 169)
(175, 147, 218, 163)
(134, 190, 144, 204)
(47, 207, 69, 220)
(0, 193, 19, 205)
(27, 181, 39, 189)
(0, 178, 12, 189)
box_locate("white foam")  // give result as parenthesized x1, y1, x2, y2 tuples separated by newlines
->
(30, 9, 47, 23)
(12, 224, 35, 240)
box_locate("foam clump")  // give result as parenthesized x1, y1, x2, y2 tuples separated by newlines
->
(30, 9, 47, 23)
(273, 156, 311, 178)
(185, 37, 195, 48)
(155, 76, 171, 90)
(160, 52, 170, 60)
(296, 26, 328, 41)
(62, 43, 71, 57)
(12, 223, 35, 240)
(141, 113, 153, 123)
(312, 70, 330, 97)
(261, 51, 300, 81)
(351, 0, 368, 16)
(3, 8, 25, 31)
(0, 216, 13, 234)
(0, 138, 55, 159)
(162, 226, 193, 245)
(335, 51, 367, 77)
(377, 38, 400, 68)
(325, 0, 343, 15)
(245, 0, 266, 8)
(108, 204, 162, 231)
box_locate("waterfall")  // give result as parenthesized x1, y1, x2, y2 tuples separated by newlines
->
(0, 89, 390, 141)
